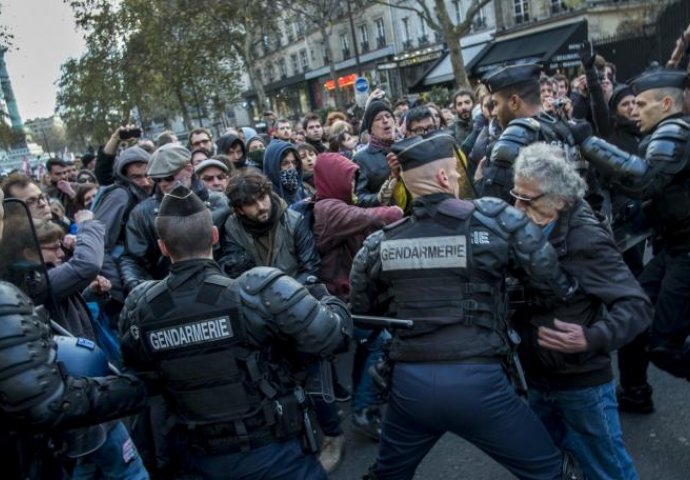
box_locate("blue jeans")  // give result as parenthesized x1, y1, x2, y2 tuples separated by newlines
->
(352, 327, 390, 413)
(183, 438, 326, 480)
(372, 362, 563, 480)
(529, 381, 638, 480)
(72, 421, 149, 479)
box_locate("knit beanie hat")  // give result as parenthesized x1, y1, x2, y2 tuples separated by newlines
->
(361, 100, 393, 134)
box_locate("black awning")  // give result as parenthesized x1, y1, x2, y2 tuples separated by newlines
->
(264, 72, 306, 92)
(467, 21, 587, 77)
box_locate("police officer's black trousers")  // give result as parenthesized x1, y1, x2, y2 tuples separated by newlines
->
(371, 362, 563, 480)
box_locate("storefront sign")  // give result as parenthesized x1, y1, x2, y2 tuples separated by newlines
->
(324, 74, 358, 91)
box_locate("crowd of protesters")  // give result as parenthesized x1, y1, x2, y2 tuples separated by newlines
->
(2, 26, 690, 480)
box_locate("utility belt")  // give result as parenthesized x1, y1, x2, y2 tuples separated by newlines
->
(183, 387, 319, 456)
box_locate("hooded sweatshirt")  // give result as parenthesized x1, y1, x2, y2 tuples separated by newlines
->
(92, 146, 151, 252)
(264, 140, 308, 206)
(216, 134, 246, 168)
(313, 153, 403, 300)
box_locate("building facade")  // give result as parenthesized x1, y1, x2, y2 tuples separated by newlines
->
(238, 0, 670, 121)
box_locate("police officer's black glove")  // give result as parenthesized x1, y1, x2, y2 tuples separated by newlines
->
(578, 40, 596, 69)
(569, 121, 593, 145)
(304, 276, 330, 300)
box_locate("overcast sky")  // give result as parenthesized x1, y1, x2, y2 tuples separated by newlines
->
(3, 0, 86, 121)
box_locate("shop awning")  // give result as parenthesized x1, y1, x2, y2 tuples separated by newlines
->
(305, 45, 395, 80)
(422, 43, 488, 86)
(467, 21, 587, 77)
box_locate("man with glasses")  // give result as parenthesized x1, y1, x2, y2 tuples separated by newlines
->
(404, 106, 436, 138)
(91, 145, 152, 313)
(1, 173, 52, 220)
(188, 127, 214, 155)
(354, 101, 398, 207)
(195, 158, 230, 211)
(511, 143, 650, 480)
(120, 143, 214, 293)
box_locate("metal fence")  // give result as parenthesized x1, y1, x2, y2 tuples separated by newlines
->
(594, 0, 690, 82)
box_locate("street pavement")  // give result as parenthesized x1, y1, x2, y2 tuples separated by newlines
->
(329, 361, 690, 479)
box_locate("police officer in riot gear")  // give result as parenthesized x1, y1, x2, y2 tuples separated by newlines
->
(119, 184, 352, 479)
(350, 131, 581, 480)
(0, 192, 147, 478)
(477, 64, 600, 211)
(579, 69, 690, 383)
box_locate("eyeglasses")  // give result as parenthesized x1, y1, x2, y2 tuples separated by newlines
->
(509, 189, 546, 204)
(41, 242, 63, 251)
(410, 126, 435, 136)
(373, 112, 393, 123)
(152, 175, 176, 183)
(25, 194, 48, 207)
(201, 174, 228, 182)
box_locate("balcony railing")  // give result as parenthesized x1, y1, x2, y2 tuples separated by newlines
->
(418, 35, 429, 46)
(342, 48, 351, 59)
(472, 17, 487, 31)
(515, 13, 529, 24)
(360, 41, 370, 53)
(376, 36, 386, 49)
(402, 39, 413, 50)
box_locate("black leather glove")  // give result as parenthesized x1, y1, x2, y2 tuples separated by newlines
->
(304, 276, 330, 300)
(569, 121, 593, 145)
(578, 41, 595, 69)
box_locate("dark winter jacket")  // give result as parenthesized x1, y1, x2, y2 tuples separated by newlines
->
(353, 144, 390, 207)
(264, 140, 308, 206)
(313, 153, 402, 300)
(606, 115, 640, 156)
(451, 117, 472, 146)
(218, 193, 320, 283)
(48, 220, 106, 340)
(515, 200, 653, 390)
(119, 178, 210, 292)
(306, 137, 327, 153)
(92, 146, 151, 252)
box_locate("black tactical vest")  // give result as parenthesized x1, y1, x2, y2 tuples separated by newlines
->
(137, 273, 302, 452)
(379, 198, 508, 362)
(639, 118, 690, 252)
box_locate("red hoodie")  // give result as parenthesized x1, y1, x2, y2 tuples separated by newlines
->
(313, 153, 402, 301)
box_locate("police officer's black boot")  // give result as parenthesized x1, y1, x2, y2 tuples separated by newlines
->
(616, 384, 654, 414)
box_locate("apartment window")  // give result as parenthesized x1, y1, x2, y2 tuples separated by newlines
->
(419, 14, 427, 37)
(256, 68, 263, 83)
(291, 54, 299, 75)
(514, 0, 530, 24)
(473, 6, 487, 29)
(551, 0, 567, 14)
(267, 64, 275, 82)
(300, 49, 309, 70)
(359, 25, 369, 46)
(279, 59, 287, 78)
(341, 33, 350, 51)
(375, 18, 386, 48)
(402, 17, 410, 43)
(341, 33, 350, 58)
